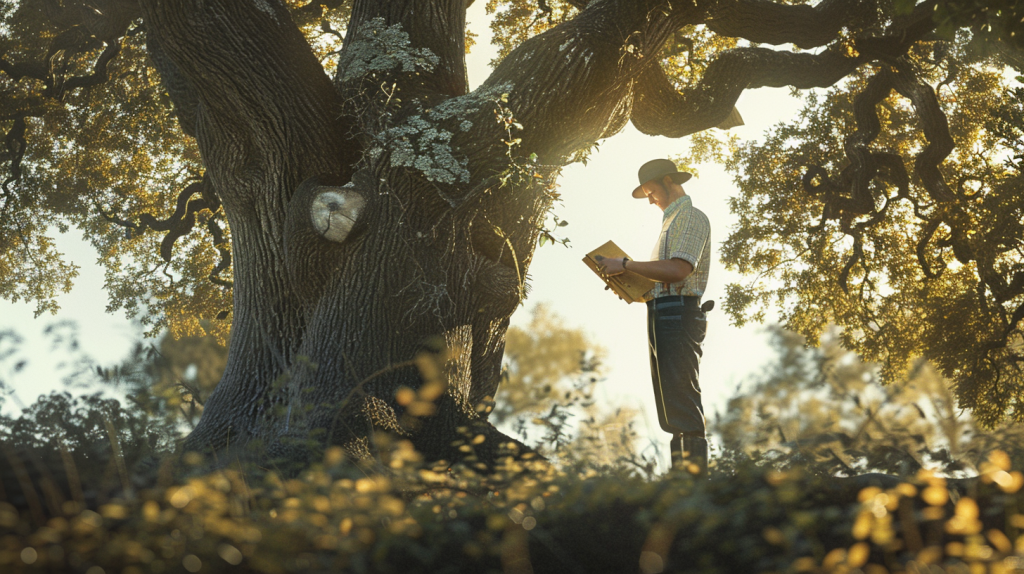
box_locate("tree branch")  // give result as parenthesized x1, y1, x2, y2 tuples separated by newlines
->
(205, 215, 233, 288)
(98, 176, 220, 263)
(139, 0, 360, 186)
(632, 0, 940, 139)
(338, 0, 469, 98)
(59, 38, 123, 96)
(0, 58, 49, 83)
(451, 0, 698, 175)
(97, 175, 233, 290)
(802, 68, 901, 230)
(632, 44, 866, 138)
(888, 57, 956, 203)
(706, 0, 879, 49)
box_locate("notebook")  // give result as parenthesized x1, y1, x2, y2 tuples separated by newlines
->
(582, 240, 655, 303)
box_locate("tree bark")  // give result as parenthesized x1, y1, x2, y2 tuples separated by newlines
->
(137, 0, 359, 456)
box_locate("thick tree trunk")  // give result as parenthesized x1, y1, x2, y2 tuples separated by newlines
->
(138, 0, 359, 457)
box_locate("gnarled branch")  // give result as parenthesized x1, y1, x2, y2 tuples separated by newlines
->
(633, 0, 939, 139)
(801, 68, 899, 230)
(0, 58, 48, 83)
(632, 44, 865, 138)
(451, 0, 698, 178)
(99, 176, 232, 288)
(205, 215, 233, 288)
(839, 235, 864, 295)
(706, 0, 878, 50)
(916, 217, 944, 279)
(58, 38, 123, 97)
(888, 57, 956, 203)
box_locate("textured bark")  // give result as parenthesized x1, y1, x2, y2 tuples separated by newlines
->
(631, 45, 867, 138)
(137, 0, 358, 456)
(147, 0, 708, 466)
(342, 0, 470, 97)
(706, 0, 879, 49)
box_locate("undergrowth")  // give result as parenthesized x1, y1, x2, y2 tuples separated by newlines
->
(2, 335, 1024, 573)
(1, 432, 1023, 573)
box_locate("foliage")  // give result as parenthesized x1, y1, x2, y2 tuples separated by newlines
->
(98, 330, 228, 432)
(1, 321, 1024, 573)
(485, 0, 580, 64)
(496, 304, 649, 472)
(929, 0, 1024, 50)
(0, 4, 218, 338)
(706, 33, 1024, 426)
(0, 391, 175, 515)
(712, 326, 1024, 477)
(495, 304, 604, 424)
(1, 435, 1023, 573)
(0, 0, 355, 340)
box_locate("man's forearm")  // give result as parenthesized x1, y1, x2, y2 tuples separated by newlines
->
(626, 258, 693, 283)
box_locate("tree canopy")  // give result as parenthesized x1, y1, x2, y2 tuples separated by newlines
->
(706, 25, 1024, 427)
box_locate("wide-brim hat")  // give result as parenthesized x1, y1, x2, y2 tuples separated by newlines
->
(632, 159, 692, 198)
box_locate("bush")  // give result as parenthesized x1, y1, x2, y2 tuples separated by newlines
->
(1, 433, 1023, 573)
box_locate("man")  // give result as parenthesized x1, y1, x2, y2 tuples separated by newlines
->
(600, 158, 711, 475)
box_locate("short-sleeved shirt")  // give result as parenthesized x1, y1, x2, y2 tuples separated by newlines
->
(649, 195, 710, 298)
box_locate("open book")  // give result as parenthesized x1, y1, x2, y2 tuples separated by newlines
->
(582, 240, 655, 303)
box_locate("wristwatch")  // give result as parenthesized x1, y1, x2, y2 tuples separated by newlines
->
(622, 257, 629, 270)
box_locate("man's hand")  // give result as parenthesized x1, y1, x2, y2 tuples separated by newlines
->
(596, 255, 626, 276)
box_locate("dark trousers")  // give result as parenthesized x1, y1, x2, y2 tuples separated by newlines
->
(647, 296, 708, 469)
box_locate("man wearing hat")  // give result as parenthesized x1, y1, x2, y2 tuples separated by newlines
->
(599, 158, 711, 475)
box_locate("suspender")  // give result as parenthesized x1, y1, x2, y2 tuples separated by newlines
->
(660, 210, 680, 295)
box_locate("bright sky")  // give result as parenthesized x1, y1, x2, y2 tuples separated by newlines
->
(0, 4, 806, 467)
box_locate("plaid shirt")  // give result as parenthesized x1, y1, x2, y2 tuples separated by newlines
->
(649, 195, 710, 298)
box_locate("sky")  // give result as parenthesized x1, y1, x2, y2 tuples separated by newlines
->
(0, 4, 807, 467)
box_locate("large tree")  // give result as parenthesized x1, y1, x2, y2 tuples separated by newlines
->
(3, 0, 1023, 466)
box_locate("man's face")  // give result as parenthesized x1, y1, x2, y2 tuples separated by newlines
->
(641, 180, 671, 210)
